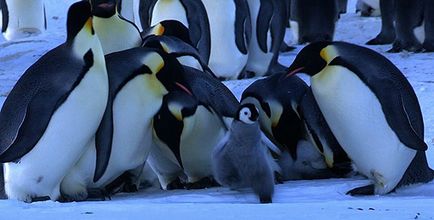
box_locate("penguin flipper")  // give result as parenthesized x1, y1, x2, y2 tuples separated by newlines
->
(329, 57, 427, 151)
(182, 66, 240, 118)
(181, 0, 211, 63)
(257, 0, 273, 53)
(269, 0, 286, 54)
(234, 0, 251, 54)
(93, 95, 114, 182)
(138, 0, 157, 30)
(1, 0, 8, 33)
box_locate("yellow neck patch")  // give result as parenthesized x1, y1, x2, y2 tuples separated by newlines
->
(143, 52, 165, 74)
(319, 45, 339, 64)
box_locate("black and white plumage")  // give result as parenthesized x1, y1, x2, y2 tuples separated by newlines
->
(212, 103, 274, 203)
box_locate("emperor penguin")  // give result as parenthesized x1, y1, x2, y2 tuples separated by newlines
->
(149, 65, 240, 189)
(241, 73, 352, 180)
(287, 41, 434, 195)
(0, 1, 108, 202)
(356, 0, 380, 17)
(90, 0, 142, 54)
(212, 103, 275, 203)
(200, 0, 252, 80)
(290, 0, 339, 44)
(1, 0, 46, 41)
(139, 0, 211, 64)
(116, 0, 142, 30)
(60, 48, 193, 201)
(366, 0, 396, 45)
(245, 0, 287, 77)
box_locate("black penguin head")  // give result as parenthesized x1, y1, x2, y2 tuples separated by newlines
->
(143, 20, 192, 45)
(90, 0, 117, 18)
(66, 1, 94, 42)
(286, 41, 332, 77)
(236, 103, 259, 124)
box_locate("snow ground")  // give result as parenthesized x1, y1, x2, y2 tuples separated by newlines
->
(1, 0, 434, 219)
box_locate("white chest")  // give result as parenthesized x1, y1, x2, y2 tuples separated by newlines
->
(151, 0, 188, 27)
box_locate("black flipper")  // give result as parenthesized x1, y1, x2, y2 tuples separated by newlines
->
(257, 0, 273, 53)
(138, 0, 157, 30)
(397, 151, 434, 188)
(329, 55, 427, 151)
(234, 0, 251, 54)
(1, 0, 8, 33)
(0, 47, 92, 162)
(181, 0, 211, 63)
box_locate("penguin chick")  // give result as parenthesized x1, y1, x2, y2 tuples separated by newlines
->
(212, 103, 274, 203)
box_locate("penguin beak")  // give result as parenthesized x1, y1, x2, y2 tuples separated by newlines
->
(286, 66, 305, 78)
(175, 82, 193, 96)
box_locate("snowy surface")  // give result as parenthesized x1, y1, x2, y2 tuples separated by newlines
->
(1, 0, 434, 219)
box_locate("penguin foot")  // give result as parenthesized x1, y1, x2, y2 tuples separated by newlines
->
(274, 171, 284, 184)
(122, 183, 139, 193)
(166, 177, 185, 190)
(86, 188, 111, 201)
(388, 42, 423, 53)
(31, 196, 51, 203)
(259, 196, 272, 204)
(423, 41, 434, 52)
(366, 34, 395, 45)
(346, 184, 375, 196)
(185, 177, 220, 190)
(279, 43, 296, 53)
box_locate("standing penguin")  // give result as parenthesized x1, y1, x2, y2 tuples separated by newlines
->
(245, 0, 286, 77)
(290, 0, 339, 44)
(0, 1, 108, 202)
(149, 65, 239, 189)
(287, 41, 434, 195)
(213, 103, 274, 203)
(1, 0, 46, 40)
(139, 0, 211, 64)
(200, 0, 251, 80)
(90, 0, 142, 55)
(60, 48, 193, 201)
(356, 0, 380, 17)
(366, 0, 395, 45)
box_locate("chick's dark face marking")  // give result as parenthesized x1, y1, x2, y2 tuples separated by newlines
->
(237, 103, 259, 124)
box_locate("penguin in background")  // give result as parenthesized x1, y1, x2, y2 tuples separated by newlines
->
(149, 65, 240, 189)
(290, 0, 339, 44)
(287, 41, 434, 195)
(0, 1, 108, 202)
(366, 0, 395, 45)
(60, 48, 193, 201)
(338, 0, 348, 14)
(139, 0, 211, 64)
(90, 0, 142, 55)
(116, 0, 142, 30)
(212, 103, 275, 204)
(1, 0, 46, 41)
(245, 0, 287, 78)
(0, 164, 6, 199)
(200, 0, 252, 80)
(356, 0, 380, 17)
(241, 73, 352, 180)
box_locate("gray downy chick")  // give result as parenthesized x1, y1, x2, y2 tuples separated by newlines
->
(212, 103, 275, 203)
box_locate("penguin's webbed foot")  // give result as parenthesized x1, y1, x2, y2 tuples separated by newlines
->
(122, 183, 139, 193)
(86, 188, 111, 201)
(346, 184, 375, 196)
(388, 42, 423, 53)
(279, 42, 296, 53)
(185, 177, 220, 190)
(166, 177, 185, 190)
(366, 33, 395, 45)
(423, 41, 434, 52)
(31, 196, 51, 203)
(259, 196, 272, 204)
(274, 171, 284, 184)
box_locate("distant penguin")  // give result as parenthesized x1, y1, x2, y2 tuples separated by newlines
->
(290, 0, 339, 44)
(201, 0, 251, 80)
(287, 41, 434, 195)
(149, 65, 239, 189)
(356, 0, 380, 17)
(1, 0, 46, 41)
(338, 0, 348, 14)
(245, 0, 286, 77)
(241, 73, 352, 179)
(60, 48, 193, 201)
(90, 0, 142, 54)
(0, 1, 108, 202)
(366, 0, 395, 45)
(213, 103, 275, 203)
(140, 0, 211, 64)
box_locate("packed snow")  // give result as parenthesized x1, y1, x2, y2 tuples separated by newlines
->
(0, 0, 434, 219)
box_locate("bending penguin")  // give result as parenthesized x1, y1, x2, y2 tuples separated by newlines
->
(287, 41, 434, 195)
(0, 1, 108, 202)
(90, 0, 142, 54)
(60, 48, 193, 201)
(212, 103, 275, 204)
(245, 0, 287, 77)
(1, 0, 46, 40)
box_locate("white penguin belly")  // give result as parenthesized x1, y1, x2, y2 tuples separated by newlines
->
(202, 0, 248, 79)
(311, 66, 416, 194)
(181, 107, 226, 182)
(413, 22, 425, 44)
(246, 0, 274, 76)
(151, 0, 188, 27)
(93, 16, 142, 55)
(4, 0, 46, 40)
(5, 65, 108, 202)
(289, 20, 299, 44)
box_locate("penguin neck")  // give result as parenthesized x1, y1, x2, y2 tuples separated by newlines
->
(230, 121, 261, 146)
(70, 27, 105, 67)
